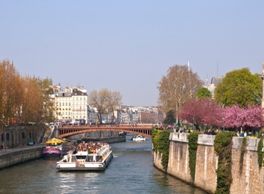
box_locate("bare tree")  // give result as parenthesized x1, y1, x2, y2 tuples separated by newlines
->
(108, 91, 122, 123)
(88, 89, 122, 124)
(158, 64, 202, 122)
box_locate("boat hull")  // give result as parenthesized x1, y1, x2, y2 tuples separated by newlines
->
(42, 146, 62, 158)
(56, 153, 113, 172)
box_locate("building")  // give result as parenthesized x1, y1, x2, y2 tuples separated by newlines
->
(204, 77, 222, 98)
(118, 106, 162, 124)
(53, 87, 88, 123)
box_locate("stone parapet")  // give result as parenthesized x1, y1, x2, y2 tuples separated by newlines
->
(169, 132, 188, 143)
(197, 134, 215, 146)
(232, 137, 260, 151)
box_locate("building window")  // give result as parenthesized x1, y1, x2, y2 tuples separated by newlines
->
(21, 132, 25, 139)
(6, 133, 9, 141)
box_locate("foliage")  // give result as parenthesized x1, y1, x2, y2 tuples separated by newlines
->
(214, 131, 234, 194)
(152, 129, 170, 172)
(239, 137, 247, 174)
(0, 60, 53, 125)
(163, 110, 176, 125)
(215, 68, 262, 107)
(257, 137, 263, 168)
(196, 87, 212, 99)
(158, 64, 202, 120)
(188, 132, 199, 181)
(179, 98, 263, 130)
(179, 98, 222, 129)
(223, 105, 263, 129)
(88, 89, 122, 123)
(37, 78, 54, 122)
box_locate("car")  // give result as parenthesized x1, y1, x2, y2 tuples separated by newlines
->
(27, 141, 35, 146)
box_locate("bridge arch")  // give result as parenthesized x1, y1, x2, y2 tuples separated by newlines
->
(58, 129, 151, 139)
(57, 124, 153, 139)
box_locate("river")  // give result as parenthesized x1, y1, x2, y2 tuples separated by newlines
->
(0, 138, 207, 194)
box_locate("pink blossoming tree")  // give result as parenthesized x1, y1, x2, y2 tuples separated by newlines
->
(180, 98, 263, 131)
(179, 99, 222, 129)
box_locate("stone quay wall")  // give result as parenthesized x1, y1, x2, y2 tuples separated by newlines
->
(0, 124, 46, 149)
(0, 146, 43, 170)
(153, 132, 264, 194)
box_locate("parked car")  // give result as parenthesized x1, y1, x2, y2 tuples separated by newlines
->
(27, 141, 35, 146)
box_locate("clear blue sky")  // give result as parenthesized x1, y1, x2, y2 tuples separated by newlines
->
(0, 1, 263, 106)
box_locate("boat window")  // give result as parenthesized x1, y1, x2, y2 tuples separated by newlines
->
(87, 156, 93, 162)
(96, 156, 102, 162)
(76, 156, 86, 160)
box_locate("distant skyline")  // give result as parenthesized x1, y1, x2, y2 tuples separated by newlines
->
(0, 1, 263, 106)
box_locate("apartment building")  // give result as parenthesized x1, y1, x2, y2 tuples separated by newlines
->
(53, 87, 88, 123)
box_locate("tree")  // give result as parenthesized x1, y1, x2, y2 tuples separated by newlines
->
(108, 91, 122, 123)
(163, 110, 176, 125)
(215, 68, 262, 107)
(0, 60, 54, 126)
(88, 89, 122, 124)
(222, 105, 263, 130)
(179, 98, 222, 129)
(196, 87, 212, 99)
(158, 65, 202, 121)
(37, 78, 54, 122)
(0, 61, 23, 125)
(21, 77, 44, 123)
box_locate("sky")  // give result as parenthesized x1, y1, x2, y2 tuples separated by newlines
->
(0, 1, 263, 106)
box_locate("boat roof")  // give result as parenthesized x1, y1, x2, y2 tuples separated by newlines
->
(45, 138, 65, 145)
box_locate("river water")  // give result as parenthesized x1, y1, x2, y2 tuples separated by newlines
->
(0, 138, 206, 194)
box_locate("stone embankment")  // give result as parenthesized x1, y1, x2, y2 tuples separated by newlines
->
(0, 145, 44, 170)
(153, 132, 264, 194)
(0, 124, 47, 149)
(0, 124, 48, 170)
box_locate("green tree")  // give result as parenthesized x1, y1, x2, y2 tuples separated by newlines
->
(215, 68, 262, 107)
(163, 110, 176, 125)
(196, 87, 212, 99)
(37, 78, 54, 122)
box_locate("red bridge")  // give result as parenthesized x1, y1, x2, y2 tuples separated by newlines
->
(58, 124, 154, 139)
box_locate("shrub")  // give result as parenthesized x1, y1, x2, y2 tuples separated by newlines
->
(214, 131, 234, 194)
(257, 137, 263, 168)
(152, 129, 170, 172)
(188, 132, 199, 182)
(239, 137, 247, 174)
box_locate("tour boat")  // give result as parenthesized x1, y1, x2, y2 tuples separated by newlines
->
(132, 135, 146, 142)
(56, 142, 113, 171)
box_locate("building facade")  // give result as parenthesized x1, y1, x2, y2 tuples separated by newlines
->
(53, 87, 88, 123)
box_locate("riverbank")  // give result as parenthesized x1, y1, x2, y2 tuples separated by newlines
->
(0, 145, 44, 170)
(153, 131, 264, 194)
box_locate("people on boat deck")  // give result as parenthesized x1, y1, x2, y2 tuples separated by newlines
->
(76, 142, 107, 153)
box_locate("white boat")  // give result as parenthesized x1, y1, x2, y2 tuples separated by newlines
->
(56, 142, 113, 171)
(132, 135, 146, 142)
